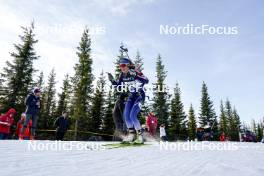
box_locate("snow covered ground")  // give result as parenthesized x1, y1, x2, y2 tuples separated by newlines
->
(0, 140, 264, 176)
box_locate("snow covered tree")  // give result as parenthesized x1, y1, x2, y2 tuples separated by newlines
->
(152, 54, 170, 126)
(90, 71, 106, 132)
(199, 82, 217, 129)
(71, 28, 94, 140)
(169, 83, 187, 140)
(188, 104, 197, 141)
(0, 22, 38, 115)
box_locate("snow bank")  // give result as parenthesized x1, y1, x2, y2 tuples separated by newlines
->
(0, 140, 263, 176)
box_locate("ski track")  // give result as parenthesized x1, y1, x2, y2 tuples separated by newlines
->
(0, 141, 264, 176)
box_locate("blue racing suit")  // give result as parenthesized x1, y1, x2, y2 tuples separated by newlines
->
(111, 70, 148, 130)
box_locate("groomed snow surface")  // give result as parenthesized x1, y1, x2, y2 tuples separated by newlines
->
(0, 140, 264, 176)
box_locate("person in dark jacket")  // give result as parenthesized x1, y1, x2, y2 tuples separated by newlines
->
(21, 88, 41, 140)
(54, 112, 69, 140)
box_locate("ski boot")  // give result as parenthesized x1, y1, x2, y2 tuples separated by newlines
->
(133, 130, 144, 144)
(122, 128, 136, 144)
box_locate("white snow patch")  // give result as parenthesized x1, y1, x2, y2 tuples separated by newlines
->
(0, 140, 263, 176)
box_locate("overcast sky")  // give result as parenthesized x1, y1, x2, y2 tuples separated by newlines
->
(0, 0, 263, 123)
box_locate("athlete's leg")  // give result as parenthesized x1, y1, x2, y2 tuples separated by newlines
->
(129, 96, 142, 131)
(123, 97, 134, 129)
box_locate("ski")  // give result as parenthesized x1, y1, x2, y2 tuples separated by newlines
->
(103, 142, 148, 149)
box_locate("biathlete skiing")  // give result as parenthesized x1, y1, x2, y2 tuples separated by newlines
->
(108, 45, 148, 144)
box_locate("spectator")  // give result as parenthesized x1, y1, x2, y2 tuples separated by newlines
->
(146, 112, 158, 136)
(0, 108, 16, 140)
(54, 112, 69, 140)
(219, 132, 226, 141)
(160, 124, 167, 141)
(21, 87, 41, 140)
(17, 113, 32, 140)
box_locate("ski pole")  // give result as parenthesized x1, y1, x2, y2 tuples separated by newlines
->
(120, 44, 131, 60)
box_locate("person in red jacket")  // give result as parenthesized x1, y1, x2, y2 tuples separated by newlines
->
(146, 112, 158, 136)
(219, 132, 226, 142)
(16, 113, 32, 140)
(0, 108, 16, 140)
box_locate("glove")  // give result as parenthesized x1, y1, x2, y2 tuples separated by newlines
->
(129, 69, 137, 77)
(107, 72, 114, 82)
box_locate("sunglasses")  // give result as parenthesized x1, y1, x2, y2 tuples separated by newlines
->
(119, 63, 128, 68)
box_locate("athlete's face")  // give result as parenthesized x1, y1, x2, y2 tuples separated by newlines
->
(120, 64, 129, 74)
(35, 92, 41, 97)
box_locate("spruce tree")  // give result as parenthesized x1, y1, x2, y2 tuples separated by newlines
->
(225, 99, 234, 140)
(50, 100, 57, 122)
(256, 122, 263, 141)
(90, 71, 106, 133)
(140, 102, 151, 124)
(36, 72, 44, 89)
(71, 28, 93, 140)
(219, 100, 228, 134)
(224, 99, 241, 141)
(133, 51, 146, 124)
(251, 119, 257, 135)
(169, 83, 187, 140)
(188, 104, 197, 141)
(102, 90, 115, 138)
(152, 54, 169, 127)
(55, 74, 70, 117)
(232, 107, 241, 141)
(0, 22, 38, 115)
(114, 44, 125, 79)
(36, 71, 46, 130)
(39, 69, 56, 129)
(134, 50, 144, 71)
(0, 78, 4, 106)
(199, 82, 217, 128)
